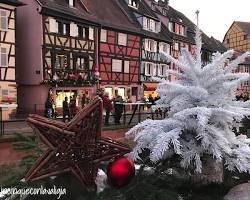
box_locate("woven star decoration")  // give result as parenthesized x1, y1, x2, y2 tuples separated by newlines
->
(25, 97, 130, 190)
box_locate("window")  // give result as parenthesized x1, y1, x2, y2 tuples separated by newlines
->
(55, 90, 77, 107)
(56, 21, 70, 36)
(124, 61, 130, 73)
(0, 47, 8, 67)
(174, 42, 180, 51)
(78, 25, 88, 39)
(62, 23, 69, 35)
(104, 87, 113, 99)
(142, 17, 160, 32)
(55, 54, 68, 69)
(75, 56, 88, 70)
(158, 64, 168, 77)
(180, 25, 185, 36)
(2, 89, 8, 97)
(100, 29, 107, 42)
(118, 88, 125, 100)
(226, 39, 230, 44)
(159, 42, 170, 54)
(149, 19, 156, 31)
(118, 33, 127, 46)
(68, 0, 75, 7)
(0, 10, 7, 31)
(145, 63, 156, 76)
(244, 35, 248, 40)
(112, 59, 122, 72)
(128, 0, 139, 8)
(168, 21, 174, 32)
(145, 39, 157, 52)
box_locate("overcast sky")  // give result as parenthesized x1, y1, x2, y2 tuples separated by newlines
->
(169, 0, 250, 42)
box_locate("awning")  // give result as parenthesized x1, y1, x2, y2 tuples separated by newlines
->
(143, 82, 159, 91)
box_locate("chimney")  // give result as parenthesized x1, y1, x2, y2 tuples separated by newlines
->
(164, 0, 169, 8)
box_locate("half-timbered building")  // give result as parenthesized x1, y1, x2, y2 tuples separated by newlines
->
(85, 0, 142, 101)
(0, 0, 23, 119)
(118, 0, 172, 98)
(223, 21, 250, 97)
(139, 0, 226, 97)
(223, 21, 250, 51)
(17, 0, 99, 114)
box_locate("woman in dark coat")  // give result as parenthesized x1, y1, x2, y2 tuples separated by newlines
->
(113, 91, 124, 125)
(69, 95, 78, 117)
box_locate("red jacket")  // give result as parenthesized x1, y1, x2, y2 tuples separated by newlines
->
(102, 95, 113, 111)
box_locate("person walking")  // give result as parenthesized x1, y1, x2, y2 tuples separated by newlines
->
(81, 92, 86, 109)
(102, 92, 113, 126)
(45, 97, 53, 119)
(113, 91, 124, 125)
(69, 95, 78, 118)
(148, 94, 155, 108)
(63, 96, 70, 122)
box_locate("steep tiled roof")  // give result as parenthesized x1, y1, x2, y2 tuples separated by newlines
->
(235, 21, 250, 36)
(144, 0, 225, 52)
(115, 0, 172, 43)
(37, 0, 141, 34)
(1, 0, 24, 6)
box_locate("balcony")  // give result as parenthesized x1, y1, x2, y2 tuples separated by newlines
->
(43, 68, 96, 87)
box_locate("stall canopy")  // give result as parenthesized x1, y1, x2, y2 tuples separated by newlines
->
(143, 82, 159, 91)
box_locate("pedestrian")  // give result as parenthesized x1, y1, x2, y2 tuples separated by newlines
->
(154, 95, 162, 118)
(243, 93, 249, 102)
(113, 91, 124, 125)
(45, 97, 53, 119)
(148, 94, 155, 108)
(102, 92, 113, 126)
(81, 92, 86, 109)
(63, 96, 70, 122)
(69, 95, 78, 117)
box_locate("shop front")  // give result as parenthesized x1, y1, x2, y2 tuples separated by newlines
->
(143, 82, 159, 99)
(50, 86, 95, 116)
(102, 85, 140, 103)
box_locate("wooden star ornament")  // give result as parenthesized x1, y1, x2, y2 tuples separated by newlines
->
(25, 96, 130, 190)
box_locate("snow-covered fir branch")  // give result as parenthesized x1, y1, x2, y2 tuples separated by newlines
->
(126, 27, 250, 173)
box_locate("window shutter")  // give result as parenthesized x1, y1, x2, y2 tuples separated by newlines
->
(89, 27, 94, 40)
(145, 63, 149, 76)
(0, 48, 8, 67)
(156, 22, 161, 33)
(70, 23, 78, 37)
(100, 29, 107, 42)
(153, 64, 157, 76)
(149, 19, 154, 31)
(118, 33, 127, 46)
(144, 39, 148, 51)
(124, 61, 130, 73)
(143, 17, 147, 29)
(159, 42, 163, 52)
(154, 41, 157, 52)
(0, 10, 7, 31)
(112, 59, 122, 72)
(49, 18, 57, 33)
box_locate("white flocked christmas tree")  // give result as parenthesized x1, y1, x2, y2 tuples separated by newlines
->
(126, 27, 250, 173)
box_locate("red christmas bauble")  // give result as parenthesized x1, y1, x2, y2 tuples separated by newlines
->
(107, 156, 135, 187)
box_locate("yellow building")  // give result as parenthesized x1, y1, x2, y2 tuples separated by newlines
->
(0, 0, 23, 119)
(224, 21, 250, 51)
(223, 21, 250, 97)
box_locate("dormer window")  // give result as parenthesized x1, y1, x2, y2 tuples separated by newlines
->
(68, 0, 75, 7)
(142, 17, 161, 33)
(128, 0, 139, 9)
